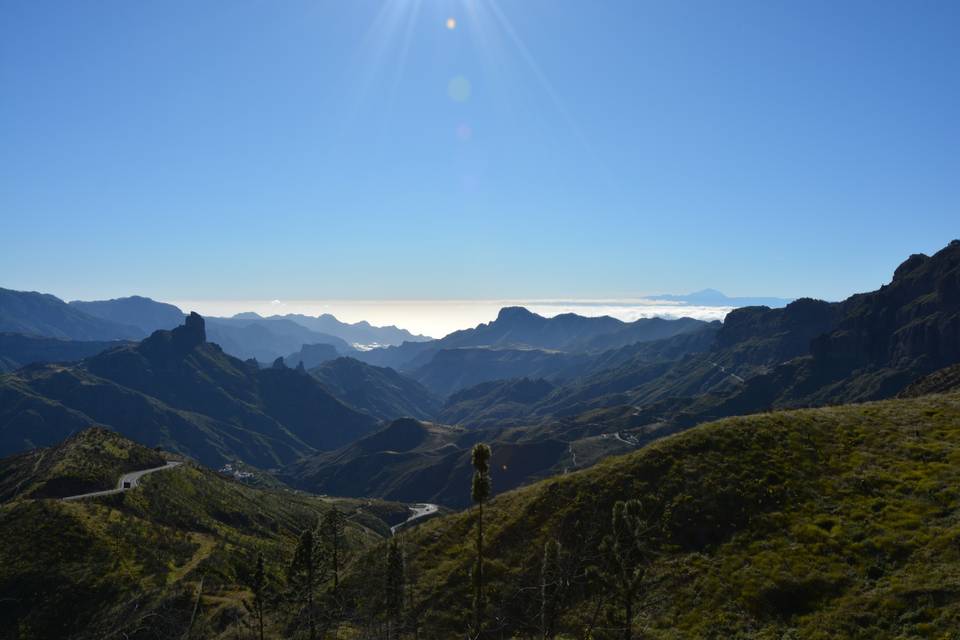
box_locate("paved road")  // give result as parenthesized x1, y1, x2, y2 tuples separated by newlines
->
(709, 361, 745, 384)
(391, 503, 439, 534)
(62, 461, 182, 501)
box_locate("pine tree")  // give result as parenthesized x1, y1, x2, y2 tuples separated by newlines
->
(599, 500, 652, 640)
(321, 507, 346, 590)
(470, 443, 492, 638)
(385, 536, 405, 640)
(288, 528, 325, 640)
(540, 539, 564, 640)
(252, 552, 266, 640)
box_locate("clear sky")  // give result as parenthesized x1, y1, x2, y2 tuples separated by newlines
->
(2, 0, 957, 304)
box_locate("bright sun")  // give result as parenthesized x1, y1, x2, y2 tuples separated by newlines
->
(445, 17, 457, 30)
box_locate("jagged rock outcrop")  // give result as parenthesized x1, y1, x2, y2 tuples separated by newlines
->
(172, 311, 206, 352)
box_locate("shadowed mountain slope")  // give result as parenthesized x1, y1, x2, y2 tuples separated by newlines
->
(0, 287, 143, 341)
(0, 333, 128, 373)
(206, 316, 354, 362)
(69, 295, 186, 334)
(281, 418, 569, 508)
(309, 357, 440, 421)
(0, 314, 377, 467)
(410, 347, 590, 397)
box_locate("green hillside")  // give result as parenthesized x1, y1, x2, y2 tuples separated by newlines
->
(347, 391, 960, 638)
(0, 427, 167, 502)
(0, 430, 407, 640)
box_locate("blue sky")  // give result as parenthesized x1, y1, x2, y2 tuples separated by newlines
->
(2, 0, 957, 303)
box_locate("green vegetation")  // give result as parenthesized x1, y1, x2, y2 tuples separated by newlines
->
(343, 391, 960, 638)
(0, 427, 166, 501)
(471, 442, 492, 637)
(384, 536, 405, 640)
(6, 389, 960, 639)
(0, 430, 404, 640)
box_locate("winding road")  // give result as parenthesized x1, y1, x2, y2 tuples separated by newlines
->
(62, 461, 182, 501)
(391, 503, 439, 534)
(709, 361, 745, 384)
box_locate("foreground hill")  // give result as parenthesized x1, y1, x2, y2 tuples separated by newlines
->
(0, 287, 144, 340)
(0, 429, 407, 640)
(347, 391, 960, 638)
(0, 314, 377, 467)
(0, 427, 167, 502)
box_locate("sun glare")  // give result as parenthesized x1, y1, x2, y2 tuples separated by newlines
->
(446, 17, 457, 30)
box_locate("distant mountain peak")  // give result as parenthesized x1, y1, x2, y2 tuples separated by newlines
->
(656, 289, 793, 308)
(232, 312, 263, 319)
(496, 306, 540, 322)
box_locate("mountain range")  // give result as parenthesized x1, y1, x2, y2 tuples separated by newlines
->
(3, 241, 960, 639)
(354, 308, 712, 372)
(2, 240, 958, 507)
(0, 288, 144, 341)
(0, 291, 431, 366)
(238, 311, 431, 346)
(0, 313, 377, 467)
(283, 240, 960, 504)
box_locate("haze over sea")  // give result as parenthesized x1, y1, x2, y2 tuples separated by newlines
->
(168, 298, 736, 339)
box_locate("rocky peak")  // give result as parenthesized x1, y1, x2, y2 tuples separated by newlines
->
(171, 312, 206, 351)
(893, 253, 930, 282)
(495, 306, 539, 323)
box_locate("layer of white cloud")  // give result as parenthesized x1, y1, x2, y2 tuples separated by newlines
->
(168, 298, 737, 339)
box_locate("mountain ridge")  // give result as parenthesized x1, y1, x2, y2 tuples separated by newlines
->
(0, 313, 378, 467)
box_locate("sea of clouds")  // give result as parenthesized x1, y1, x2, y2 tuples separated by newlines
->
(170, 298, 736, 339)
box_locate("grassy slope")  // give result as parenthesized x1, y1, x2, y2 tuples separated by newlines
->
(386, 392, 960, 638)
(0, 433, 405, 640)
(0, 427, 166, 501)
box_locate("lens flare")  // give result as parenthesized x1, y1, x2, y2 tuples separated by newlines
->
(447, 76, 471, 102)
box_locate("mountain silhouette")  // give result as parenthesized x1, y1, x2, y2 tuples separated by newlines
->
(0, 313, 377, 466)
(0, 288, 143, 340)
(68, 295, 186, 334)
